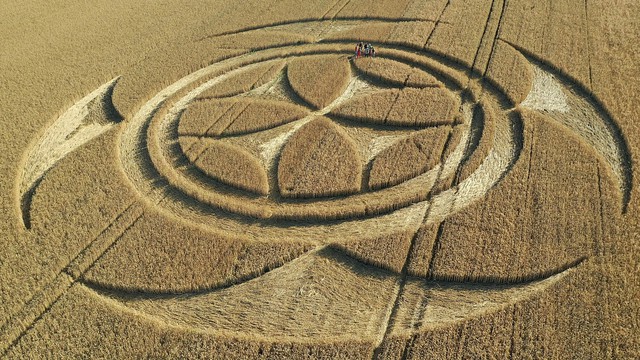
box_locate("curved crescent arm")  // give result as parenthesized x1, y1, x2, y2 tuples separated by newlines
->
(18, 77, 122, 229)
(517, 50, 632, 212)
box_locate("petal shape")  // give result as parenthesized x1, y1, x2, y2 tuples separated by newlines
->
(388, 88, 460, 126)
(332, 89, 399, 125)
(354, 57, 439, 88)
(223, 100, 309, 135)
(369, 127, 451, 190)
(194, 142, 269, 195)
(486, 41, 534, 105)
(278, 117, 362, 198)
(178, 99, 308, 137)
(178, 99, 236, 136)
(287, 55, 351, 109)
(332, 88, 459, 127)
(199, 59, 285, 99)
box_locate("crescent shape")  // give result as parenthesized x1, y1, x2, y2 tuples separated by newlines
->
(17, 77, 122, 229)
(514, 47, 632, 212)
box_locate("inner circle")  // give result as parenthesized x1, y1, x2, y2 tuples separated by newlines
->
(151, 47, 478, 221)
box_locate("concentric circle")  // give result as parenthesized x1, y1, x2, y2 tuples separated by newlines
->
(121, 43, 518, 236)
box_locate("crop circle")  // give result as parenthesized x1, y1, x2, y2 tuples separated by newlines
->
(121, 43, 517, 235)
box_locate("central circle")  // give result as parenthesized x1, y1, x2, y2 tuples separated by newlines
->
(129, 43, 515, 228)
(116, 39, 520, 279)
(159, 49, 479, 221)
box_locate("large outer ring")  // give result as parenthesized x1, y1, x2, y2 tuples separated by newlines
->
(119, 42, 518, 242)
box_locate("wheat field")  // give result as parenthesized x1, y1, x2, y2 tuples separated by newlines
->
(1, 0, 639, 359)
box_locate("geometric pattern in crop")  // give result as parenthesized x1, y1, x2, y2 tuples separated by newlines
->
(144, 50, 480, 222)
(10, 18, 633, 358)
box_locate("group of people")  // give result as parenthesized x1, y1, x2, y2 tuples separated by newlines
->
(354, 42, 376, 59)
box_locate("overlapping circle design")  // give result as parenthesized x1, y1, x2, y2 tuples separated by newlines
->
(14, 19, 632, 348)
(120, 43, 520, 238)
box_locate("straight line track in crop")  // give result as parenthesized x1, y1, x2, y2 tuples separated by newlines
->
(0, 202, 144, 357)
(422, 0, 451, 50)
(372, 133, 457, 359)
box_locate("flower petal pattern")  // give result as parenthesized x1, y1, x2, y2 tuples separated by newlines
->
(178, 98, 308, 137)
(287, 55, 351, 109)
(369, 127, 452, 190)
(278, 117, 362, 198)
(199, 59, 286, 99)
(332, 87, 460, 127)
(354, 57, 440, 88)
(193, 141, 269, 195)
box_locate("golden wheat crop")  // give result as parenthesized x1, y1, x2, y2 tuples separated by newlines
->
(498, 0, 593, 86)
(194, 141, 269, 195)
(323, 23, 397, 43)
(430, 125, 466, 195)
(178, 98, 308, 137)
(354, 57, 439, 88)
(333, 87, 459, 127)
(278, 117, 362, 198)
(200, 60, 286, 99)
(485, 41, 534, 105)
(369, 127, 450, 190)
(332, 89, 400, 123)
(287, 54, 351, 109)
(425, 0, 494, 67)
(335, 0, 413, 19)
(458, 99, 496, 182)
(82, 208, 314, 292)
(2, 1, 638, 359)
(430, 112, 609, 282)
(387, 88, 460, 126)
(322, 20, 434, 49)
(386, 21, 436, 48)
(179, 137, 208, 161)
(207, 31, 315, 51)
(224, 100, 309, 135)
(332, 230, 414, 273)
(404, 223, 440, 278)
(177, 99, 237, 136)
